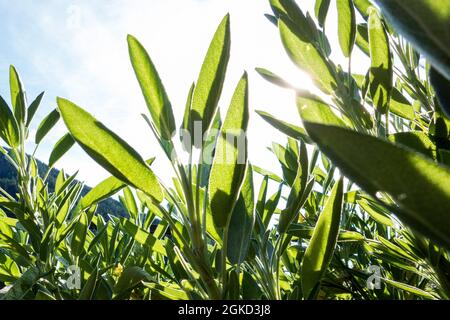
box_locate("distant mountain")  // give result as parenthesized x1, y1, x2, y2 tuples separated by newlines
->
(0, 152, 127, 219)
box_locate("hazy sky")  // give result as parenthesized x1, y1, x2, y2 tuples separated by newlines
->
(0, 0, 368, 187)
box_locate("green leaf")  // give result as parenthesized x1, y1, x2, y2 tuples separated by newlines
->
(209, 73, 249, 229)
(114, 266, 151, 296)
(382, 278, 436, 300)
(26, 92, 44, 127)
(374, 0, 450, 80)
(71, 212, 88, 257)
(80, 176, 126, 210)
(256, 110, 312, 143)
(123, 187, 138, 221)
(79, 261, 99, 300)
(297, 93, 347, 128)
(57, 97, 163, 202)
(0, 96, 20, 148)
(120, 219, 166, 256)
(430, 67, 450, 118)
(337, 0, 356, 58)
(270, 0, 316, 43)
(301, 178, 343, 299)
(357, 198, 394, 227)
(199, 188, 222, 245)
(128, 35, 176, 141)
(388, 131, 436, 159)
(262, 184, 284, 231)
(255, 67, 297, 90)
(355, 23, 370, 56)
(1, 267, 41, 300)
(35, 109, 60, 144)
(9, 66, 27, 124)
(314, 0, 331, 27)
(279, 16, 337, 94)
(278, 142, 310, 233)
(288, 224, 364, 242)
(0, 253, 20, 282)
(252, 165, 283, 183)
(368, 8, 393, 114)
(353, 74, 415, 120)
(390, 89, 415, 120)
(303, 122, 450, 250)
(226, 164, 255, 265)
(144, 282, 189, 300)
(256, 175, 269, 218)
(180, 82, 195, 151)
(190, 14, 230, 143)
(48, 133, 75, 168)
(353, 0, 372, 19)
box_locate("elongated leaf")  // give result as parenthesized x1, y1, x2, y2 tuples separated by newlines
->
(128, 35, 176, 141)
(209, 73, 249, 229)
(354, 74, 415, 120)
(256, 175, 269, 217)
(356, 23, 370, 56)
(0, 96, 19, 147)
(0, 253, 20, 283)
(48, 133, 75, 168)
(114, 266, 151, 296)
(199, 188, 222, 245)
(314, 0, 331, 27)
(256, 110, 312, 143)
(180, 83, 195, 150)
(430, 67, 450, 118)
(375, 0, 450, 80)
(388, 131, 436, 159)
(353, 0, 372, 19)
(303, 122, 450, 250)
(57, 98, 163, 202)
(262, 184, 283, 230)
(278, 142, 309, 233)
(190, 14, 230, 142)
(35, 109, 60, 144)
(390, 89, 415, 120)
(337, 0, 356, 57)
(301, 178, 343, 299)
(279, 16, 337, 94)
(288, 224, 364, 242)
(368, 8, 392, 114)
(382, 278, 436, 300)
(226, 164, 255, 265)
(253, 165, 283, 183)
(123, 187, 138, 221)
(296, 93, 347, 128)
(1, 267, 41, 300)
(71, 212, 88, 257)
(26, 92, 44, 127)
(358, 198, 394, 227)
(255, 67, 297, 90)
(120, 219, 166, 256)
(270, 0, 316, 44)
(79, 259, 100, 300)
(80, 176, 125, 210)
(9, 66, 27, 124)
(144, 282, 189, 300)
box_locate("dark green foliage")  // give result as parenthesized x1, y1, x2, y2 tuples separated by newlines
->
(0, 152, 126, 218)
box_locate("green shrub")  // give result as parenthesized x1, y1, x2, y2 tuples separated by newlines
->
(1, 0, 450, 300)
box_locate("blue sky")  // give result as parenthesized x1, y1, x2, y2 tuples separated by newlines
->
(0, 0, 368, 187)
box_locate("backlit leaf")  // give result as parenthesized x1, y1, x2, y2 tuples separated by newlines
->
(57, 98, 163, 202)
